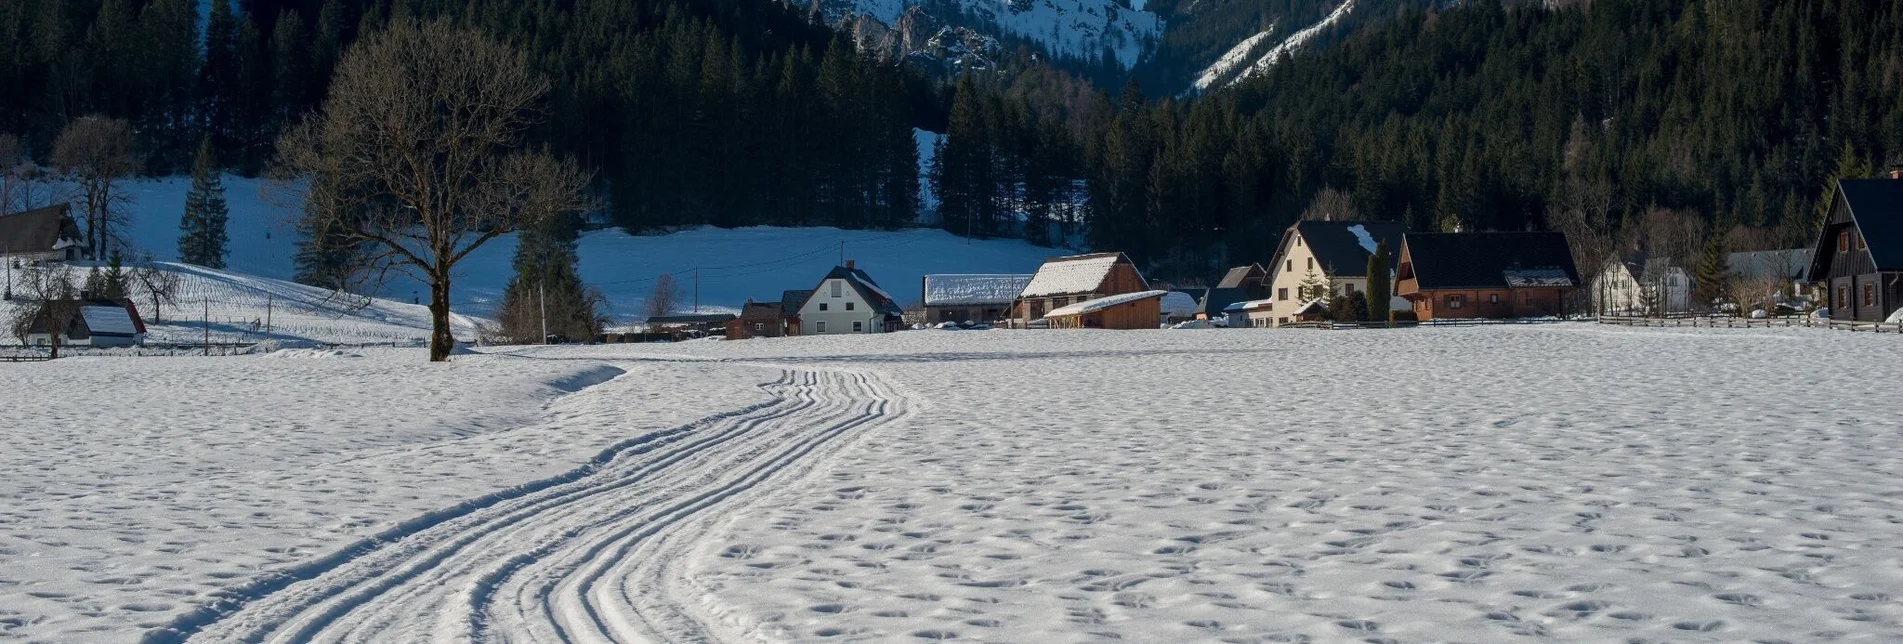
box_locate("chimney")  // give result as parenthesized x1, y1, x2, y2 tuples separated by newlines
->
(845, 259, 856, 269)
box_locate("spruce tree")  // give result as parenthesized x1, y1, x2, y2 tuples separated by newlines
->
(1693, 234, 1729, 310)
(1366, 240, 1392, 323)
(178, 138, 230, 269)
(102, 250, 128, 299)
(497, 212, 602, 342)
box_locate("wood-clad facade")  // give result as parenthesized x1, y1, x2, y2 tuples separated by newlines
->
(1045, 295, 1163, 330)
(1015, 253, 1150, 325)
(1395, 232, 1579, 321)
(1808, 179, 1903, 322)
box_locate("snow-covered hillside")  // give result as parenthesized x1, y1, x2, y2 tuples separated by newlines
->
(112, 175, 1062, 324)
(1195, 0, 1356, 89)
(827, 0, 1163, 68)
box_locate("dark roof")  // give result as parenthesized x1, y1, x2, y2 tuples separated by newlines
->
(646, 313, 736, 325)
(0, 204, 82, 254)
(739, 301, 782, 319)
(817, 265, 904, 317)
(1402, 232, 1580, 289)
(780, 289, 814, 314)
(1197, 287, 1251, 315)
(1836, 179, 1903, 271)
(1216, 264, 1266, 288)
(1280, 220, 1406, 279)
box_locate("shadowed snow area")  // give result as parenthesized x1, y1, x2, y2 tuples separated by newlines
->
(2, 325, 1900, 642)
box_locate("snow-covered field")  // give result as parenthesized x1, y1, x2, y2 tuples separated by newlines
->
(114, 176, 1059, 323)
(4, 324, 1902, 642)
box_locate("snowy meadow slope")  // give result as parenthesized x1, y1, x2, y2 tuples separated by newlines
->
(114, 176, 1060, 323)
(4, 325, 1901, 642)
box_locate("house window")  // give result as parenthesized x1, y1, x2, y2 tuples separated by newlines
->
(1856, 232, 1867, 251)
(819, 303, 829, 311)
(853, 321, 864, 332)
(1489, 293, 1499, 304)
(1864, 283, 1876, 307)
(830, 281, 843, 297)
(1296, 236, 1303, 247)
(1838, 285, 1849, 308)
(1343, 283, 1354, 295)
(1307, 257, 1314, 270)
(846, 302, 855, 311)
(1839, 231, 1850, 253)
(1446, 294, 1465, 309)
(1277, 317, 1289, 325)
(753, 323, 764, 332)
(1523, 292, 1533, 305)
(817, 321, 827, 333)
(1286, 259, 1292, 272)
(1054, 297, 1069, 307)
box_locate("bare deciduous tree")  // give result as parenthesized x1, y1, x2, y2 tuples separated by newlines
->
(274, 20, 591, 361)
(8, 265, 81, 358)
(130, 253, 181, 325)
(646, 274, 681, 319)
(52, 116, 137, 258)
(1727, 274, 1786, 317)
(1300, 187, 1361, 222)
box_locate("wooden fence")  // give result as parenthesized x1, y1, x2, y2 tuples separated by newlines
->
(1597, 315, 1903, 333)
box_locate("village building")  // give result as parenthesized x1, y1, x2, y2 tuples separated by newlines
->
(1806, 176, 1903, 321)
(779, 289, 813, 336)
(1015, 252, 1149, 325)
(0, 204, 87, 264)
(1215, 263, 1269, 300)
(725, 299, 785, 339)
(1395, 232, 1580, 320)
(1224, 298, 1276, 328)
(1042, 290, 1168, 330)
(798, 261, 903, 335)
(1264, 220, 1408, 326)
(1160, 290, 1201, 324)
(26, 299, 146, 347)
(645, 313, 736, 337)
(1726, 249, 1814, 305)
(921, 274, 1033, 324)
(1196, 287, 1250, 322)
(1590, 254, 1692, 316)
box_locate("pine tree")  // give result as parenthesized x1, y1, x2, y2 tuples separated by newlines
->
(1298, 267, 1330, 302)
(497, 212, 603, 342)
(1366, 240, 1391, 323)
(199, 0, 239, 154)
(178, 138, 230, 268)
(101, 249, 128, 299)
(1693, 234, 1728, 310)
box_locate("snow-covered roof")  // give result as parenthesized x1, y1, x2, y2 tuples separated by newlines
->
(1502, 268, 1576, 288)
(80, 305, 138, 336)
(924, 274, 1034, 307)
(1021, 253, 1136, 298)
(1226, 298, 1275, 312)
(1347, 224, 1379, 255)
(1044, 290, 1169, 317)
(1292, 299, 1329, 316)
(1160, 291, 1199, 317)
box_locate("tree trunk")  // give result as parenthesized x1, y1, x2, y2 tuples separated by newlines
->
(428, 271, 454, 362)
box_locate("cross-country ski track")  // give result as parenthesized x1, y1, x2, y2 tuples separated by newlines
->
(145, 361, 911, 644)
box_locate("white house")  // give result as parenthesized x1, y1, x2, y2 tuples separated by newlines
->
(798, 261, 904, 335)
(1264, 220, 1411, 326)
(1591, 254, 1692, 315)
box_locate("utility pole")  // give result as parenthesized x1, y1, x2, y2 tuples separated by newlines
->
(539, 280, 548, 344)
(265, 293, 273, 335)
(203, 296, 210, 356)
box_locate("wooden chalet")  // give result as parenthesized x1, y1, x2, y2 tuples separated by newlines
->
(1042, 290, 1168, 330)
(1807, 176, 1903, 321)
(1395, 232, 1580, 320)
(1015, 252, 1149, 326)
(0, 204, 87, 263)
(922, 274, 1033, 324)
(779, 289, 813, 336)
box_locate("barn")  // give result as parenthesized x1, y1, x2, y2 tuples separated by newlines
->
(1395, 232, 1580, 320)
(1042, 290, 1168, 330)
(922, 274, 1033, 324)
(1015, 252, 1149, 326)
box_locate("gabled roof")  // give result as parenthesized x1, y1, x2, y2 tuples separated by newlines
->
(815, 265, 904, 317)
(1276, 220, 1406, 279)
(1197, 287, 1250, 315)
(1020, 252, 1144, 298)
(924, 274, 1034, 307)
(1160, 291, 1199, 317)
(1402, 232, 1579, 289)
(739, 301, 782, 319)
(1043, 290, 1168, 318)
(780, 289, 814, 314)
(1216, 264, 1266, 288)
(0, 204, 83, 254)
(1829, 179, 1903, 271)
(81, 305, 138, 336)
(647, 313, 736, 325)
(1727, 249, 1812, 280)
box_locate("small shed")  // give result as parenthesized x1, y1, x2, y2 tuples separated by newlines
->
(727, 300, 785, 339)
(25, 299, 146, 347)
(1290, 299, 1330, 323)
(1042, 290, 1167, 330)
(1016, 252, 1149, 325)
(1224, 298, 1277, 328)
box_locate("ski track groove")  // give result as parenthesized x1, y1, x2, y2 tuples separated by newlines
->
(156, 364, 909, 644)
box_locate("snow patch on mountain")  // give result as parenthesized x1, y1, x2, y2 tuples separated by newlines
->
(1192, 24, 1277, 91)
(827, 0, 1162, 68)
(1235, 0, 1355, 83)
